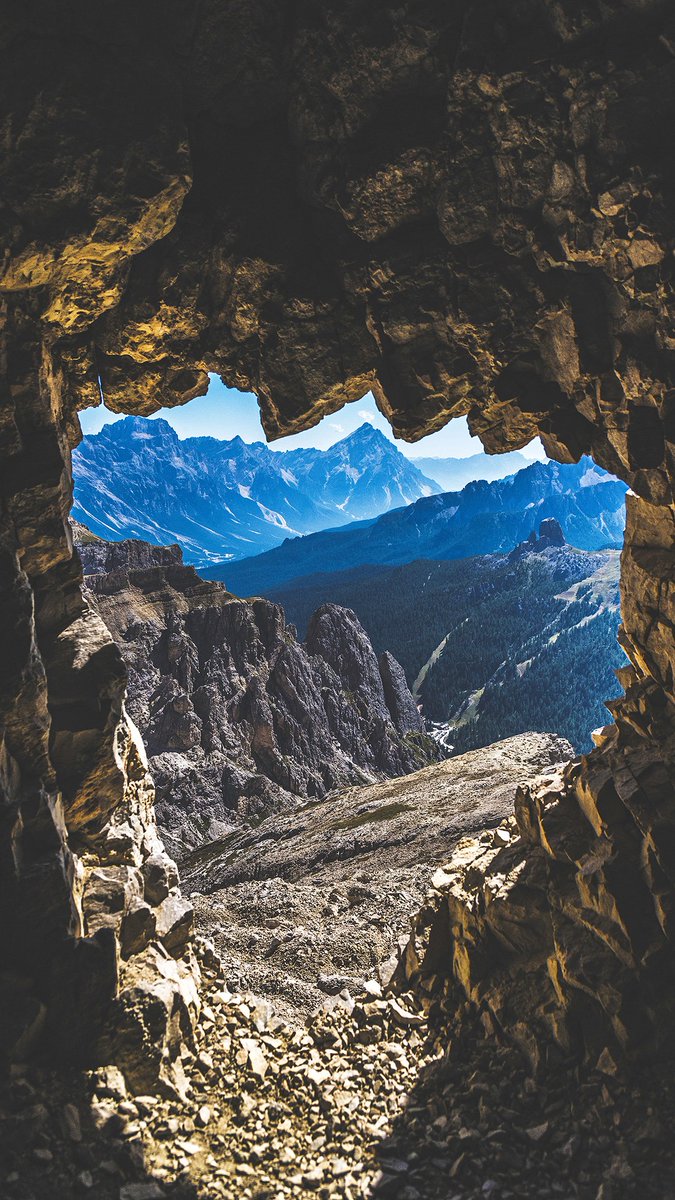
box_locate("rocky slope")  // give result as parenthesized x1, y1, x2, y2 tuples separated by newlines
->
(72, 418, 440, 566)
(183, 732, 571, 1021)
(216, 457, 627, 595)
(76, 527, 437, 861)
(7, 949, 675, 1200)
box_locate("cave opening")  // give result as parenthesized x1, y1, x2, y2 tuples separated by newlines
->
(67, 371, 630, 1035)
(2, 0, 675, 1194)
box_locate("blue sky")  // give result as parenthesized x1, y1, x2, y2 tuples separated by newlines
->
(80, 375, 544, 460)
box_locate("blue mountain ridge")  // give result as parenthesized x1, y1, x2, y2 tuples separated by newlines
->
(209, 457, 628, 595)
(72, 417, 442, 565)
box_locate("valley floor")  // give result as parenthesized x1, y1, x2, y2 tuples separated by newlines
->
(183, 733, 572, 1020)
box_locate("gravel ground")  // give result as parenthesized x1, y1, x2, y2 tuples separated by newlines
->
(2, 938, 675, 1200)
(185, 734, 572, 1021)
(4, 733, 674, 1198)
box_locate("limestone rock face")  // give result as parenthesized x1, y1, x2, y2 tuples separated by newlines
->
(379, 651, 425, 737)
(79, 533, 438, 859)
(0, 0, 674, 1072)
(76, 527, 184, 576)
(537, 518, 565, 548)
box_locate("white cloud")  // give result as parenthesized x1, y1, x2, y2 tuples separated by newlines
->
(330, 422, 344, 432)
(357, 409, 376, 424)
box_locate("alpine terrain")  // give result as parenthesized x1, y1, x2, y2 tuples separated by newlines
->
(75, 524, 438, 861)
(265, 520, 624, 754)
(5, 5, 675, 1200)
(217, 456, 627, 595)
(72, 417, 441, 566)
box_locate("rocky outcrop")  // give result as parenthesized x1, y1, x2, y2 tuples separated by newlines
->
(509, 517, 567, 559)
(74, 523, 183, 575)
(0, 522, 199, 1091)
(379, 651, 425, 736)
(398, 492, 675, 1066)
(78, 532, 438, 860)
(1, 0, 674, 1078)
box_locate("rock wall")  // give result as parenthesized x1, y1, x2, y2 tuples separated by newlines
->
(77, 530, 436, 859)
(0, 496, 198, 1090)
(398, 491, 675, 1065)
(0, 0, 674, 1072)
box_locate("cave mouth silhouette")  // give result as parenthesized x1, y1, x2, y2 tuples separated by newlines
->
(1, 0, 674, 1096)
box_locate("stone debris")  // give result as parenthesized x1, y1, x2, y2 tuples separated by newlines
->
(2, 937, 675, 1199)
(187, 733, 572, 1022)
(240, 1038, 268, 1080)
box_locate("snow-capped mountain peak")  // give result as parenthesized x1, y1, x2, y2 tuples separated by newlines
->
(72, 418, 441, 566)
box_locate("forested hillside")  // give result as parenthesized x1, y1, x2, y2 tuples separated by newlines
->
(268, 542, 624, 754)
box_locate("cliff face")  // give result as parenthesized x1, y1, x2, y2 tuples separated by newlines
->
(79, 532, 436, 860)
(0, 0, 674, 1081)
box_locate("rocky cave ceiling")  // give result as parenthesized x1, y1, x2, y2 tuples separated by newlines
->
(2, 0, 674, 494)
(0, 0, 674, 1075)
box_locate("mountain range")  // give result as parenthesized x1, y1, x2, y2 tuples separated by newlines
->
(212, 457, 628, 596)
(72, 417, 546, 569)
(72, 417, 442, 566)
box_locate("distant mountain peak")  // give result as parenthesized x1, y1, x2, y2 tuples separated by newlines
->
(508, 517, 567, 561)
(97, 415, 179, 443)
(344, 422, 390, 445)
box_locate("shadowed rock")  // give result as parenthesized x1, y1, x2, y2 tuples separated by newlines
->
(1, 0, 674, 1078)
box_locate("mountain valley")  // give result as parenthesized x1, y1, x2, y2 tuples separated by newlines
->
(249, 523, 624, 755)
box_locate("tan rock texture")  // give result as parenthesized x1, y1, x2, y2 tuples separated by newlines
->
(0, 0, 674, 1072)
